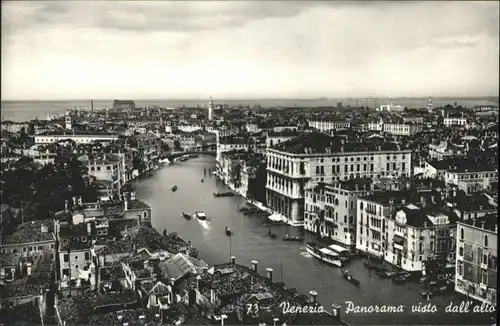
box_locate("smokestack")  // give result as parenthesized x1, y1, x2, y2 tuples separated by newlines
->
(91, 100, 94, 112)
(266, 268, 273, 281)
(230, 256, 236, 264)
(309, 290, 318, 304)
(26, 262, 32, 276)
(251, 260, 258, 272)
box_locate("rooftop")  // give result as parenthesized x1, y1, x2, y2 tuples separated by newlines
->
(459, 213, 498, 233)
(158, 253, 208, 280)
(0, 262, 53, 299)
(2, 220, 55, 245)
(271, 132, 406, 155)
(360, 190, 416, 205)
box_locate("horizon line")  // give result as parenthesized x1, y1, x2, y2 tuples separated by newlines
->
(2, 95, 499, 102)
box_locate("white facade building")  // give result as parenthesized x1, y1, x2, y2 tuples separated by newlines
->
(34, 134, 119, 145)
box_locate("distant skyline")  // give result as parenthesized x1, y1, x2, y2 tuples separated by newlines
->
(2, 1, 499, 100)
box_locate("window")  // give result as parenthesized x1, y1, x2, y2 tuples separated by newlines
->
(460, 228, 464, 240)
(484, 235, 488, 247)
(38, 246, 43, 250)
(28, 247, 32, 252)
(370, 164, 374, 172)
(386, 163, 390, 171)
(85, 252, 90, 260)
(459, 247, 463, 256)
(97, 166, 101, 171)
(316, 166, 320, 174)
(360, 202, 364, 209)
(64, 254, 69, 262)
(23, 247, 27, 252)
(350, 164, 354, 172)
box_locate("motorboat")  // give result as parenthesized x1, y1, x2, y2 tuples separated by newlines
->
(172, 185, 178, 192)
(214, 191, 236, 197)
(327, 244, 351, 262)
(342, 269, 360, 287)
(194, 211, 207, 221)
(225, 227, 232, 236)
(305, 242, 342, 267)
(283, 234, 303, 242)
(182, 212, 191, 220)
(268, 229, 277, 239)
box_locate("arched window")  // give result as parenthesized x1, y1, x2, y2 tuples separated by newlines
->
(316, 166, 320, 174)
(335, 198, 339, 206)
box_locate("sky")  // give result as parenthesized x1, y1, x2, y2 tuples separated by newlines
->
(1, 1, 499, 100)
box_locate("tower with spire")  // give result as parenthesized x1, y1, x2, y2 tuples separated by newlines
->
(208, 97, 214, 121)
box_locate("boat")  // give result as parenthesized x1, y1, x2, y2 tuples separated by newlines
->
(194, 211, 207, 221)
(213, 191, 236, 197)
(327, 244, 351, 262)
(268, 229, 276, 239)
(283, 234, 303, 242)
(305, 243, 342, 267)
(380, 271, 396, 279)
(225, 227, 232, 236)
(182, 212, 191, 220)
(393, 275, 407, 284)
(342, 269, 360, 286)
(212, 171, 217, 175)
(201, 179, 204, 183)
(172, 185, 178, 192)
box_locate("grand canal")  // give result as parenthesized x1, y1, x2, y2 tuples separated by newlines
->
(134, 156, 494, 325)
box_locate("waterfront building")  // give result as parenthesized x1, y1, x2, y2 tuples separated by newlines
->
(84, 154, 125, 197)
(377, 103, 405, 112)
(34, 133, 119, 145)
(356, 192, 411, 258)
(455, 214, 497, 307)
(112, 100, 136, 111)
(178, 131, 198, 151)
(304, 179, 373, 250)
(128, 132, 162, 173)
(308, 118, 351, 132)
(266, 132, 411, 225)
(385, 204, 458, 272)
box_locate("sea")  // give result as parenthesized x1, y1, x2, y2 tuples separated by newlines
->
(1, 97, 498, 122)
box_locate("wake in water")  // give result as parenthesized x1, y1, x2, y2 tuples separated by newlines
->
(197, 219, 212, 230)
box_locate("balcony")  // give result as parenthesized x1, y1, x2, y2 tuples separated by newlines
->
(394, 243, 403, 251)
(481, 263, 488, 270)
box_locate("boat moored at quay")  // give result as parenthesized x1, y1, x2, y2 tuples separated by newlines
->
(306, 242, 342, 267)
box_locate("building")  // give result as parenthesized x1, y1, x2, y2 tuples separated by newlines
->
(355, 192, 411, 258)
(444, 165, 498, 193)
(308, 119, 351, 132)
(65, 111, 72, 130)
(85, 154, 125, 197)
(384, 205, 457, 272)
(208, 97, 214, 121)
(266, 130, 301, 148)
(304, 179, 373, 250)
(382, 123, 423, 136)
(444, 117, 467, 127)
(377, 103, 405, 112)
(0, 220, 56, 263)
(113, 100, 136, 111)
(34, 133, 119, 145)
(58, 239, 94, 288)
(266, 132, 412, 225)
(455, 214, 497, 307)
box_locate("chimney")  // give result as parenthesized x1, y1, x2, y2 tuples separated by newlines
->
(251, 260, 258, 272)
(424, 222, 428, 228)
(72, 196, 77, 207)
(309, 290, 318, 304)
(78, 196, 83, 206)
(266, 268, 273, 281)
(123, 192, 129, 211)
(130, 192, 136, 201)
(230, 256, 236, 264)
(171, 277, 176, 287)
(26, 262, 32, 276)
(210, 289, 216, 305)
(89, 263, 96, 290)
(138, 315, 145, 324)
(196, 275, 201, 290)
(65, 200, 69, 212)
(87, 223, 92, 235)
(481, 221, 485, 229)
(332, 303, 341, 321)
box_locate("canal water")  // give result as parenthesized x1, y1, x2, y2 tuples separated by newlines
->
(134, 156, 495, 325)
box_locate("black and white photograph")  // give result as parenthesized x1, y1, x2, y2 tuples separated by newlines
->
(0, 1, 498, 325)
